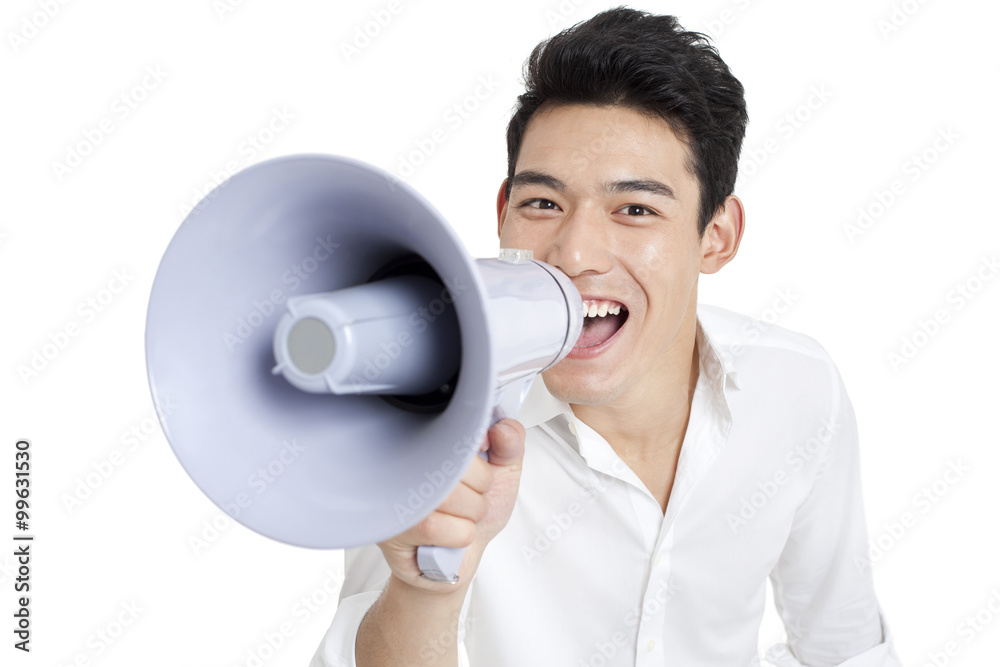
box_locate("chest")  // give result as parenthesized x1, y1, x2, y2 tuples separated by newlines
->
(620, 445, 682, 514)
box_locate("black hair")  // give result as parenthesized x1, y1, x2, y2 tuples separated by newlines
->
(505, 7, 748, 236)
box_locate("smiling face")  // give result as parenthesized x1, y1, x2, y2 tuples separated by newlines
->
(497, 103, 731, 408)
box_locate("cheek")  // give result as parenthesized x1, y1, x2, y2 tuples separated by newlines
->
(629, 237, 681, 283)
(629, 237, 700, 304)
(498, 224, 518, 247)
(499, 218, 544, 252)
(498, 215, 522, 245)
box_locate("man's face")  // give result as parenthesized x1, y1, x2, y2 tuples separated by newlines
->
(497, 103, 712, 406)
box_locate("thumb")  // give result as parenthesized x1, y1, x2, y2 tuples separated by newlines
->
(484, 418, 525, 468)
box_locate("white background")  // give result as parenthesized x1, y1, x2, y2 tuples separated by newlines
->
(2, 0, 999, 665)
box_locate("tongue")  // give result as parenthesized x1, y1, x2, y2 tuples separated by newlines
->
(576, 312, 625, 348)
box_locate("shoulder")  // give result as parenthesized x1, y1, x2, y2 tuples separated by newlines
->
(697, 303, 847, 410)
(698, 302, 838, 371)
(697, 303, 831, 363)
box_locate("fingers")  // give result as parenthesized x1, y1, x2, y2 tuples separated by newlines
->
(409, 510, 476, 549)
(393, 457, 492, 551)
(376, 420, 528, 588)
(436, 479, 490, 522)
(461, 453, 493, 495)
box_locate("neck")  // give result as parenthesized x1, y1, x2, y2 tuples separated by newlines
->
(570, 307, 700, 461)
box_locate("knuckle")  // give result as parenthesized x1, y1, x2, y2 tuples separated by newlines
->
(420, 511, 443, 538)
(457, 519, 476, 546)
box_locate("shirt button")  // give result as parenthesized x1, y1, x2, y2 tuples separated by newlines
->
(568, 421, 578, 436)
(646, 639, 656, 651)
(654, 553, 662, 566)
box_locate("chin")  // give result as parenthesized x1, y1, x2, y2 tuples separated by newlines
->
(541, 368, 623, 407)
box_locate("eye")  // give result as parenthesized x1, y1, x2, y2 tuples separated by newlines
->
(520, 198, 561, 211)
(615, 204, 656, 216)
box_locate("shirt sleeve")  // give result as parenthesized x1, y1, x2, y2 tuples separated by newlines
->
(765, 362, 902, 667)
(308, 543, 473, 667)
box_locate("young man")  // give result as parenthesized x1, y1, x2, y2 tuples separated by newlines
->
(312, 8, 899, 666)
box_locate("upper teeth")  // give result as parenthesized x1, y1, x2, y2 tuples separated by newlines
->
(583, 299, 623, 317)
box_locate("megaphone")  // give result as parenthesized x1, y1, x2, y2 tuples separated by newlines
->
(146, 154, 582, 583)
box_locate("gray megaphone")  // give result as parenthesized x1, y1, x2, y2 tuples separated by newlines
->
(146, 154, 583, 583)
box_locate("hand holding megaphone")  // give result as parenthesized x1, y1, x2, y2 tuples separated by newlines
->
(146, 154, 582, 585)
(375, 418, 525, 591)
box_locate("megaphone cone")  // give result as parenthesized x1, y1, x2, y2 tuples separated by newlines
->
(146, 154, 582, 582)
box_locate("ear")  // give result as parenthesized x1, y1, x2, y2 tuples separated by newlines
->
(700, 194, 745, 274)
(496, 179, 509, 239)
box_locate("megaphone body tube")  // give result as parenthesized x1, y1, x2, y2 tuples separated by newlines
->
(272, 250, 582, 583)
(272, 253, 580, 401)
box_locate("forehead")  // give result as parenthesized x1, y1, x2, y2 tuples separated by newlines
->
(515, 104, 696, 195)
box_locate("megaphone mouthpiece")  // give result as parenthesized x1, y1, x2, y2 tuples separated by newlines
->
(273, 274, 460, 396)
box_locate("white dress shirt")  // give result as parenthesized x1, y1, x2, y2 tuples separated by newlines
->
(310, 303, 901, 666)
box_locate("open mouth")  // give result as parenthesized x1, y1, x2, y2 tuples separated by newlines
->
(575, 300, 629, 348)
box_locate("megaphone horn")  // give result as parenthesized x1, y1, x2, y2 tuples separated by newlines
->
(146, 154, 582, 583)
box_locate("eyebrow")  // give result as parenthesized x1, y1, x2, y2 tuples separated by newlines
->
(607, 178, 676, 201)
(509, 170, 565, 192)
(509, 170, 677, 201)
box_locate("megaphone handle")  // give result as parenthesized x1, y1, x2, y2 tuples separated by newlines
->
(416, 376, 537, 584)
(415, 452, 490, 584)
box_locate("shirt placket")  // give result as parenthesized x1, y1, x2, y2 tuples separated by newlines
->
(634, 363, 733, 665)
(635, 524, 673, 666)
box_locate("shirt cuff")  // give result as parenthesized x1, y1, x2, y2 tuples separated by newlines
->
(765, 608, 902, 667)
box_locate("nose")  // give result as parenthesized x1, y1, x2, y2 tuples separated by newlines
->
(540, 203, 614, 278)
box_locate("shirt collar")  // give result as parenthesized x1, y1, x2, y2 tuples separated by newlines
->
(518, 307, 741, 436)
